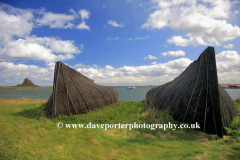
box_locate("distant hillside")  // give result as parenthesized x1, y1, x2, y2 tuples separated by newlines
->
(0, 78, 53, 90)
(16, 78, 39, 87)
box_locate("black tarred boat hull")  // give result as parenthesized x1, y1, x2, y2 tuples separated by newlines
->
(146, 47, 236, 137)
(46, 61, 118, 118)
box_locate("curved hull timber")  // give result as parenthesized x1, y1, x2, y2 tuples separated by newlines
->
(146, 46, 236, 138)
(46, 61, 118, 118)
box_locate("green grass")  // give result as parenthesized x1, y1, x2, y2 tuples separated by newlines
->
(0, 98, 240, 159)
(225, 98, 240, 138)
(16, 84, 39, 87)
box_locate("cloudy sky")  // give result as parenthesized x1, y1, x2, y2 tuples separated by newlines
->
(0, 0, 240, 86)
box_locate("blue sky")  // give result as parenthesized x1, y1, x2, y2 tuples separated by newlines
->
(0, 0, 240, 86)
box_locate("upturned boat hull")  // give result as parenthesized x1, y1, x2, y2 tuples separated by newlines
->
(46, 61, 118, 118)
(146, 47, 236, 138)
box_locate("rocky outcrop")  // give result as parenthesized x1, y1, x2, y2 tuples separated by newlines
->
(22, 78, 34, 85)
(16, 78, 38, 87)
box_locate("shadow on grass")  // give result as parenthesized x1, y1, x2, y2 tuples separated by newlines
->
(11, 104, 46, 120)
(231, 145, 240, 151)
(229, 145, 240, 159)
(226, 147, 240, 160)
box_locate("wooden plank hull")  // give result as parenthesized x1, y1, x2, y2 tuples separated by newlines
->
(46, 61, 118, 118)
(146, 47, 236, 137)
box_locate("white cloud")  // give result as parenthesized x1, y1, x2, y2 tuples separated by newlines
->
(25, 36, 80, 54)
(167, 35, 208, 46)
(107, 20, 124, 28)
(107, 37, 119, 41)
(76, 9, 90, 31)
(0, 3, 82, 67)
(0, 3, 34, 40)
(151, 61, 157, 65)
(105, 65, 114, 70)
(223, 44, 234, 49)
(73, 51, 240, 85)
(0, 33, 79, 66)
(128, 35, 149, 41)
(70, 50, 240, 85)
(139, 4, 143, 7)
(93, 64, 99, 68)
(79, 9, 90, 20)
(0, 3, 87, 86)
(1, 49, 239, 86)
(36, 12, 75, 28)
(64, 22, 74, 29)
(216, 50, 240, 83)
(161, 50, 186, 57)
(143, 55, 158, 60)
(76, 21, 90, 31)
(216, 50, 240, 62)
(233, 1, 240, 5)
(69, 8, 79, 17)
(75, 58, 193, 85)
(0, 61, 54, 86)
(35, 8, 90, 30)
(103, 5, 106, 8)
(72, 63, 85, 68)
(0, 35, 81, 66)
(0, 3, 91, 32)
(142, 0, 240, 46)
(136, 35, 149, 40)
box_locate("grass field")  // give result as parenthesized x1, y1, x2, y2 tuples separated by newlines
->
(0, 98, 239, 159)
